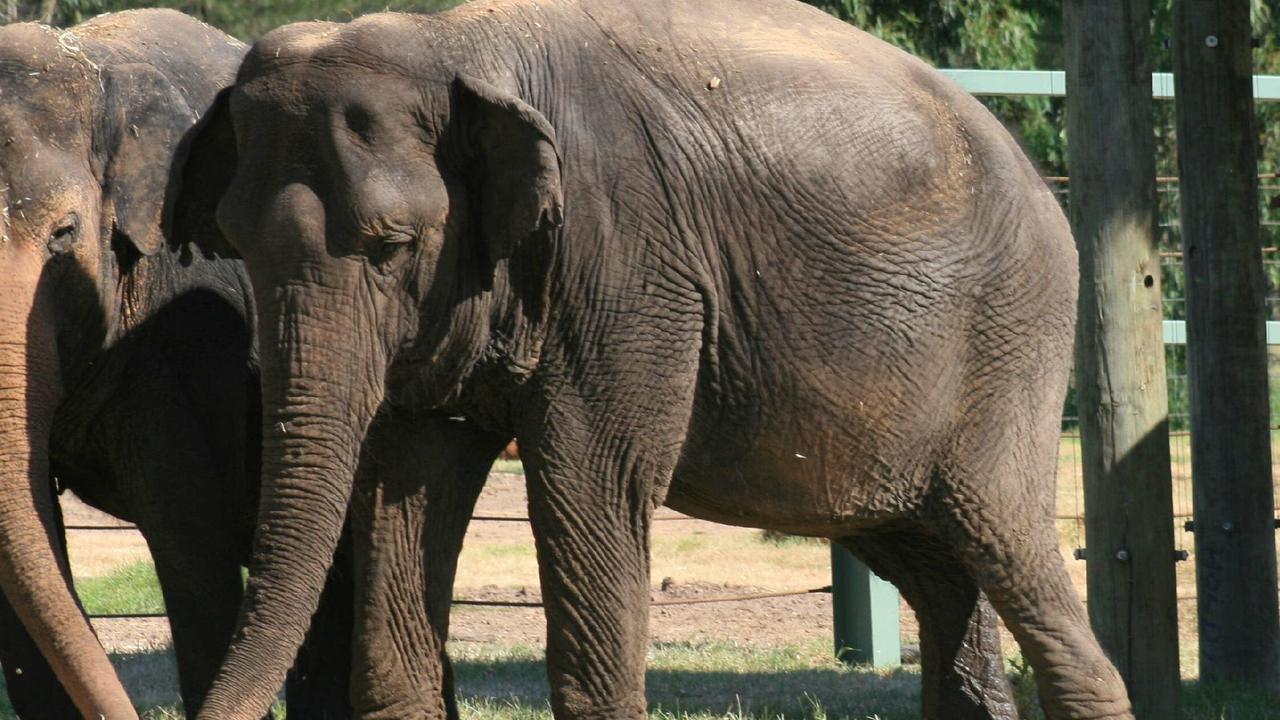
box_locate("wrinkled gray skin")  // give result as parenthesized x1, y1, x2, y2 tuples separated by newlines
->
(193, 1, 1131, 719)
(0, 10, 353, 719)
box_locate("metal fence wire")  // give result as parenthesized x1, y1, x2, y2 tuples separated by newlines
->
(69, 512, 833, 619)
(1051, 174, 1280, 602)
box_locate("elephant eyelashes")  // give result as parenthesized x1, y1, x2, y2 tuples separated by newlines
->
(47, 213, 80, 255)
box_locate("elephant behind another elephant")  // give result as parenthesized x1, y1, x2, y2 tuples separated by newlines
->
(0, 10, 351, 718)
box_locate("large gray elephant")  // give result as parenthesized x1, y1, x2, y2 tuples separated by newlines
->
(189, 1, 1130, 719)
(0, 10, 352, 718)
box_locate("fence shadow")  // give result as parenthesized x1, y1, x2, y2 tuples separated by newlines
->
(0, 647, 183, 718)
(452, 647, 923, 719)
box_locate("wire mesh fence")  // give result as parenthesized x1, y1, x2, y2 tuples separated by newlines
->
(70, 510, 833, 619)
(1051, 174, 1280, 604)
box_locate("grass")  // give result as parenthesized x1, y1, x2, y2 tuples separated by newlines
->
(25, 446, 1277, 718)
(75, 561, 166, 616)
(492, 459, 526, 475)
(7, 641, 1270, 719)
(448, 640, 924, 720)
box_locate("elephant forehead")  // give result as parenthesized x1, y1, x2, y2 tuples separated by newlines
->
(0, 24, 100, 80)
(0, 84, 88, 145)
(245, 14, 439, 89)
(244, 21, 345, 77)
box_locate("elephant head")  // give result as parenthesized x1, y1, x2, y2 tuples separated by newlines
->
(193, 17, 562, 717)
(0, 11, 242, 717)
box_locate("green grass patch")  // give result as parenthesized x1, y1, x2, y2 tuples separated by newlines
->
(491, 459, 526, 475)
(75, 561, 166, 617)
(0, 640, 1274, 718)
(450, 640, 922, 719)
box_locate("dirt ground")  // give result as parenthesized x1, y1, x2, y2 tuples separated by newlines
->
(70, 471, 862, 653)
(66, 464, 1235, 689)
(448, 472, 854, 647)
(65, 470, 1073, 656)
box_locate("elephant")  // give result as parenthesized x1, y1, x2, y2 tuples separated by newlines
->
(187, 1, 1132, 719)
(0, 10, 352, 718)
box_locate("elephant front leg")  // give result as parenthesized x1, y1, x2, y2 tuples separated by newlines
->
(522, 419, 685, 720)
(287, 532, 355, 719)
(348, 414, 507, 719)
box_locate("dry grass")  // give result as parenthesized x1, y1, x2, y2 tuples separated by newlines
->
(62, 495, 151, 581)
(457, 527, 831, 593)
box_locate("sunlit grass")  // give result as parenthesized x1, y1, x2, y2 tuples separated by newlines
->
(76, 561, 166, 617)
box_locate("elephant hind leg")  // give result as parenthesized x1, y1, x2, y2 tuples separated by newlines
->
(937, 500, 1132, 720)
(838, 528, 1017, 720)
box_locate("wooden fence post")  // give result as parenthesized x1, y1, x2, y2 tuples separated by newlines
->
(1064, 2, 1181, 717)
(1173, 0, 1280, 687)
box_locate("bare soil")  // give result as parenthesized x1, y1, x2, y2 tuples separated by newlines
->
(69, 468, 1196, 663)
(451, 472, 859, 648)
(67, 471, 873, 654)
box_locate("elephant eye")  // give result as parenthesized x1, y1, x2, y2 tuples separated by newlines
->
(379, 230, 415, 246)
(365, 228, 416, 270)
(47, 213, 80, 255)
(345, 105, 375, 143)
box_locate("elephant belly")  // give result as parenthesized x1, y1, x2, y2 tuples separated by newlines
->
(667, 411, 936, 536)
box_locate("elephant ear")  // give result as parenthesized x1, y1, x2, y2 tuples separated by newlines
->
(97, 62, 198, 256)
(170, 87, 240, 258)
(453, 74, 565, 265)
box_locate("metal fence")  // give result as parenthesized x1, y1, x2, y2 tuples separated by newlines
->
(68, 513, 835, 620)
(1051, 174, 1280, 602)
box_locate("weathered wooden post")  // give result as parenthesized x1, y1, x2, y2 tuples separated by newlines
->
(1064, 1, 1181, 716)
(1173, 0, 1280, 687)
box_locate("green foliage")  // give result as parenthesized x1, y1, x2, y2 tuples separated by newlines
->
(801, 1, 1067, 173)
(1007, 654, 1045, 720)
(4, 0, 464, 40)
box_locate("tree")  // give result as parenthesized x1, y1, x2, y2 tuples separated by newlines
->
(3, 0, 58, 23)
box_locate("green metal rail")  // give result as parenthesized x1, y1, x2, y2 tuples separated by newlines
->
(939, 69, 1280, 102)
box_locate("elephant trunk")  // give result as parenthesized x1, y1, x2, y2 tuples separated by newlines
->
(0, 271, 137, 719)
(200, 281, 382, 719)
